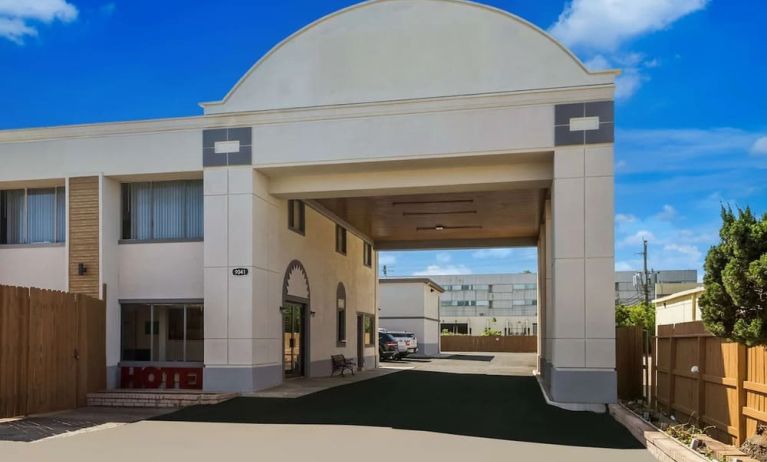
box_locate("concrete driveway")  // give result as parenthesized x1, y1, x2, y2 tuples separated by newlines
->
(0, 353, 653, 461)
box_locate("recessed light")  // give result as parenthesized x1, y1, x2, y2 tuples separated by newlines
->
(435, 225, 445, 231)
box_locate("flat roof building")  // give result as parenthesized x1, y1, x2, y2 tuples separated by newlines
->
(379, 278, 444, 356)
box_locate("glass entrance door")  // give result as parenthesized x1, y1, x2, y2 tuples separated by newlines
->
(283, 302, 305, 378)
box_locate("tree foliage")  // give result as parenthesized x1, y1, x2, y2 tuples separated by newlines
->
(616, 302, 655, 331)
(700, 206, 767, 346)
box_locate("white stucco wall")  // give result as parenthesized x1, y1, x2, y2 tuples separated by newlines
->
(0, 246, 67, 290)
(379, 281, 441, 355)
(203, 167, 377, 391)
(278, 204, 378, 369)
(118, 242, 204, 300)
(0, 130, 201, 183)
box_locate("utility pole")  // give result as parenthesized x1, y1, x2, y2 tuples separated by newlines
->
(639, 238, 652, 405)
(642, 238, 650, 306)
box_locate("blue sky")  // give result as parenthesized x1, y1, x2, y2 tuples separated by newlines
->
(2, 0, 765, 279)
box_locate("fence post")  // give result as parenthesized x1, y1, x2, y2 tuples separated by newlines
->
(696, 336, 706, 425)
(668, 326, 677, 415)
(736, 343, 747, 445)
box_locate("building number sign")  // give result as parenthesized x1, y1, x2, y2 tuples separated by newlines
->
(232, 268, 249, 276)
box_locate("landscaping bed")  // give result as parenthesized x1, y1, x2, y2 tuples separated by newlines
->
(617, 400, 766, 462)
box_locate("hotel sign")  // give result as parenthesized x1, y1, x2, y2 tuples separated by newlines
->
(121, 366, 203, 390)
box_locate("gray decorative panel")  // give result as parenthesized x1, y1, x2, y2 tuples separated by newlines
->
(554, 100, 614, 147)
(202, 127, 253, 167)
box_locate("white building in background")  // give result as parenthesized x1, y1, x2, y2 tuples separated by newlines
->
(0, 0, 620, 405)
(614, 270, 698, 306)
(378, 278, 444, 356)
(432, 270, 699, 337)
(654, 287, 705, 328)
(431, 273, 538, 336)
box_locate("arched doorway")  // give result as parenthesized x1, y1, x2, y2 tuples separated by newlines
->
(283, 260, 310, 378)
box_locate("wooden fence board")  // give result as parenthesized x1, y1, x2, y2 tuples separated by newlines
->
(0, 285, 105, 418)
(616, 326, 644, 400)
(0, 286, 29, 418)
(654, 321, 767, 446)
(440, 335, 536, 353)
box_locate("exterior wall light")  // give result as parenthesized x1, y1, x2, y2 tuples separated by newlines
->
(434, 225, 445, 231)
(78, 263, 87, 275)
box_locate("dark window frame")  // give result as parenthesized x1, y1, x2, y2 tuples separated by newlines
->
(120, 180, 203, 242)
(362, 313, 375, 347)
(288, 200, 305, 235)
(0, 187, 66, 245)
(363, 242, 373, 267)
(335, 224, 347, 255)
(120, 302, 204, 363)
(336, 283, 347, 346)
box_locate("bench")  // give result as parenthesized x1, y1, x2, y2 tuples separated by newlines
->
(331, 354, 356, 377)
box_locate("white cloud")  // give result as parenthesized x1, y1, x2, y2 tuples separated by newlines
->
(413, 264, 473, 276)
(751, 136, 767, 155)
(663, 243, 702, 261)
(378, 254, 396, 266)
(550, 0, 709, 52)
(655, 204, 678, 221)
(0, 0, 78, 44)
(550, 0, 708, 100)
(472, 248, 513, 259)
(586, 52, 654, 100)
(435, 252, 452, 263)
(616, 213, 637, 225)
(621, 230, 656, 247)
(617, 127, 767, 174)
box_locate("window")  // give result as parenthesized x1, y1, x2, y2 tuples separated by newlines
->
(337, 283, 346, 344)
(363, 242, 372, 267)
(441, 322, 468, 335)
(363, 313, 374, 346)
(121, 180, 203, 241)
(335, 224, 347, 255)
(288, 200, 305, 234)
(121, 303, 203, 362)
(0, 187, 65, 245)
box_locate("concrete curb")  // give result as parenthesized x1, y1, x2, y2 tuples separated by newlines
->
(533, 373, 606, 413)
(608, 403, 709, 462)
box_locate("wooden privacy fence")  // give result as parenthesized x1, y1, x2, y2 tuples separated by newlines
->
(0, 285, 105, 418)
(440, 335, 536, 353)
(654, 321, 767, 445)
(616, 326, 644, 401)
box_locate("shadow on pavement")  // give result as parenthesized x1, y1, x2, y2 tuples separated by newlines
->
(155, 370, 641, 449)
(443, 354, 495, 362)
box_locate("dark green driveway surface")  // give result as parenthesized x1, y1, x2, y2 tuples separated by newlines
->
(155, 370, 641, 449)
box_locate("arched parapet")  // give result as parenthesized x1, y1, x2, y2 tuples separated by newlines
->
(201, 0, 616, 114)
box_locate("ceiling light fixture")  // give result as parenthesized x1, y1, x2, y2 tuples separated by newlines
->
(415, 225, 483, 231)
(392, 199, 474, 206)
(402, 210, 477, 216)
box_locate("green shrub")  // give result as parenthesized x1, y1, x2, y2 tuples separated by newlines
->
(700, 206, 767, 346)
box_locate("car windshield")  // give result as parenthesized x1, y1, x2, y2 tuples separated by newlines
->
(390, 333, 413, 339)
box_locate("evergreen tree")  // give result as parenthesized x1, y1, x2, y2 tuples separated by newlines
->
(700, 206, 767, 345)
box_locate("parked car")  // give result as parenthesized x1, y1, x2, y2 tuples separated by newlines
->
(378, 332, 399, 361)
(387, 331, 418, 359)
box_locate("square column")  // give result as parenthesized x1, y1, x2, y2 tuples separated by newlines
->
(202, 127, 283, 392)
(546, 100, 616, 404)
